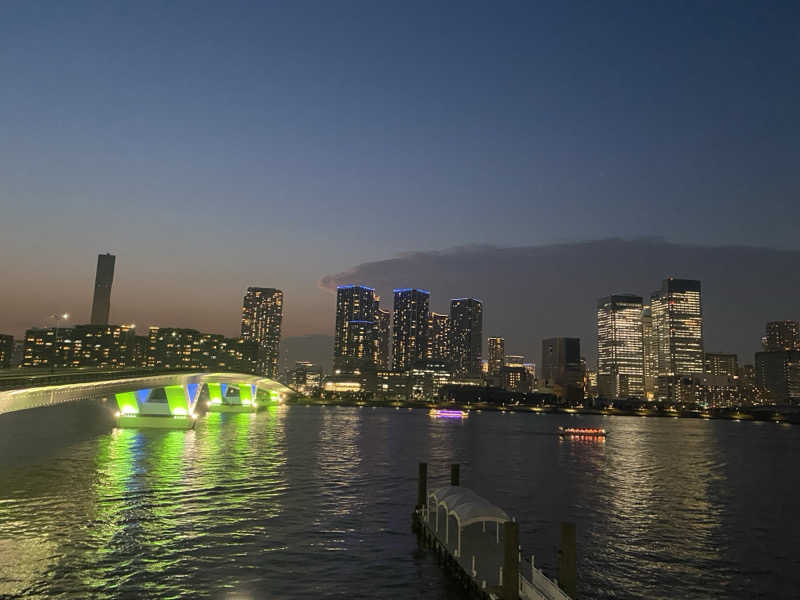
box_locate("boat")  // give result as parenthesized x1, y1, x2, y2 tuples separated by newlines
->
(430, 408, 469, 419)
(558, 425, 606, 437)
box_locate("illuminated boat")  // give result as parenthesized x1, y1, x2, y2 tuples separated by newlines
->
(557, 426, 606, 437)
(430, 409, 469, 419)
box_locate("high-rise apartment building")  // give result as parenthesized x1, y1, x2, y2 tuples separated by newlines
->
(376, 308, 391, 369)
(333, 285, 380, 372)
(596, 294, 644, 399)
(488, 337, 504, 375)
(90, 253, 115, 325)
(449, 298, 483, 377)
(146, 327, 256, 372)
(343, 320, 379, 369)
(428, 312, 451, 363)
(23, 324, 137, 369)
(762, 321, 800, 351)
(241, 287, 283, 378)
(650, 278, 703, 401)
(392, 288, 430, 371)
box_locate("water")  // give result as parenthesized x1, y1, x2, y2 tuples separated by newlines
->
(0, 405, 798, 599)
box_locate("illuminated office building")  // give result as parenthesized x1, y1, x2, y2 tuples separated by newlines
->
(90, 253, 115, 326)
(428, 312, 451, 362)
(291, 361, 324, 395)
(504, 354, 525, 368)
(241, 287, 283, 378)
(705, 353, 738, 377)
(392, 288, 430, 371)
(762, 321, 800, 351)
(642, 305, 657, 400)
(597, 294, 644, 399)
(449, 298, 483, 377)
(650, 278, 703, 401)
(488, 337, 504, 375)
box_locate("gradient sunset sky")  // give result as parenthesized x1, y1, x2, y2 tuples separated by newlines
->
(1, 1, 798, 341)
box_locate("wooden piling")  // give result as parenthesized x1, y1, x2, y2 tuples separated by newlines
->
(502, 520, 519, 600)
(417, 462, 428, 508)
(557, 521, 577, 598)
(450, 463, 460, 486)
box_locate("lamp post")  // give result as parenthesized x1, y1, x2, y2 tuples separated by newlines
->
(48, 313, 69, 374)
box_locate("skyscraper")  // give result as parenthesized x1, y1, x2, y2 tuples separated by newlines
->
(241, 287, 283, 378)
(428, 312, 451, 362)
(376, 308, 391, 369)
(334, 285, 379, 371)
(90, 253, 115, 326)
(392, 289, 430, 371)
(755, 350, 800, 406)
(756, 321, 800, 406)
(650, 278, 703, 401)
(488, 337, 505, 375)
(541, 337, 582, 394)
(763, 321, 800, 351)
(596, 294, 644, 399)
(642, 305, 657, 400)
(449, 298, 483, 377)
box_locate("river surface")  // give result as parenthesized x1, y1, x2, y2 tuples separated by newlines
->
(0, 405, 798, 599)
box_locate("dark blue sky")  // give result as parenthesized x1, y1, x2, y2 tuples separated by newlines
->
(1, 1, 798, 338)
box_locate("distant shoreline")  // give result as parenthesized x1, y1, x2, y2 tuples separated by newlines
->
(287, 397, 800, 425)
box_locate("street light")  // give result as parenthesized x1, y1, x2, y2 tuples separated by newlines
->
(48, 312, 70, 374)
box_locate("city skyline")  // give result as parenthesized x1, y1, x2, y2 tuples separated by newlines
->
(1, 2, 798, 363)
(3, 239, 800, 374)
(1, 4, 798, 599)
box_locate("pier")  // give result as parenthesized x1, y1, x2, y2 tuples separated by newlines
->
(413, 463, 575, 600)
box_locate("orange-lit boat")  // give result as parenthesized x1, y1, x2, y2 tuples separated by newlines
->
(557, 426, 606, 437)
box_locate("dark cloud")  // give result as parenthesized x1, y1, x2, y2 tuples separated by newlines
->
(320, 239, 800, 368)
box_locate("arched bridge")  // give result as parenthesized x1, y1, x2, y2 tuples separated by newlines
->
(0, 372, 293, 420)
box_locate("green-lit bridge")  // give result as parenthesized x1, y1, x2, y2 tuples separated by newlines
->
(0, 371, 294, 429)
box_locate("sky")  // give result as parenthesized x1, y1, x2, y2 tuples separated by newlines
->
(1, 1, 798, 349)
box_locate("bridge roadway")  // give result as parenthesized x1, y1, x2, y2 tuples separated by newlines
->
(0, 371, 293, 417)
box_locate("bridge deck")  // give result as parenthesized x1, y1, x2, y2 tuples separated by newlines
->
(0, 372, 292, 417)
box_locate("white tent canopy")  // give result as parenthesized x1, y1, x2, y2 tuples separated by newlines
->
(429, 485, 510, 528)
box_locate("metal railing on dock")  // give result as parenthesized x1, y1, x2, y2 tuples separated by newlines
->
(413, 462, 575, 600)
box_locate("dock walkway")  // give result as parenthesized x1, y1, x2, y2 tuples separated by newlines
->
(413, 464, 574, 600)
